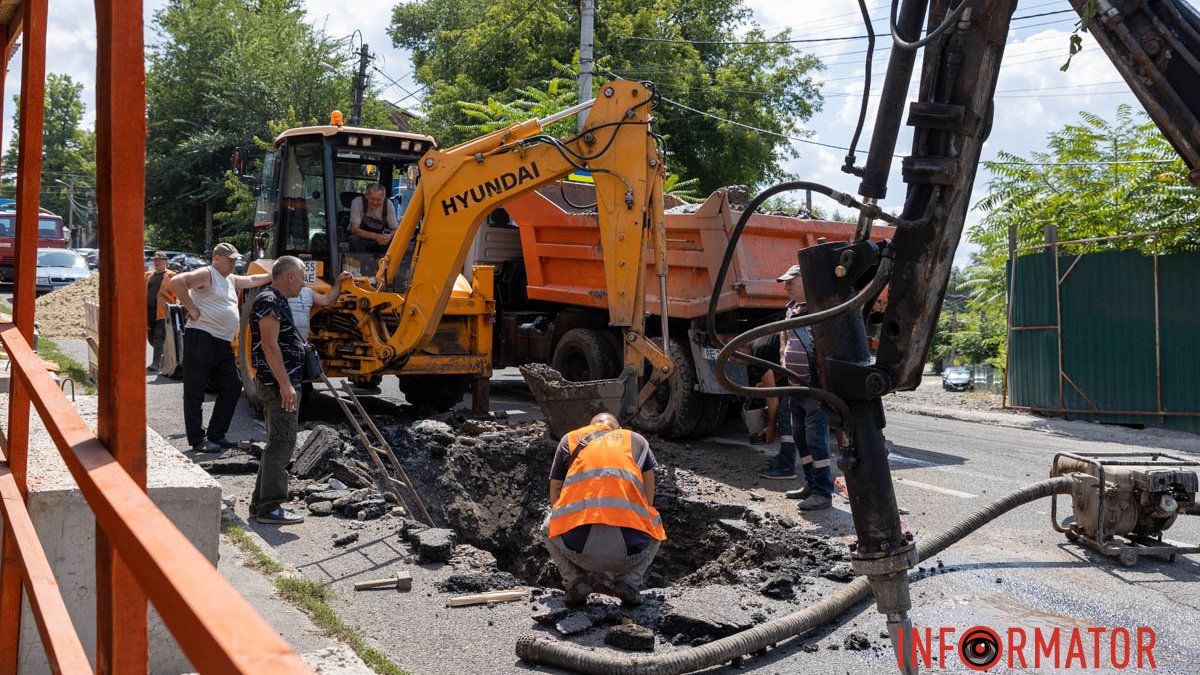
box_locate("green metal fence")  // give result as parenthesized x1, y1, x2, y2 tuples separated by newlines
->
(1007, 247, 1200, 433)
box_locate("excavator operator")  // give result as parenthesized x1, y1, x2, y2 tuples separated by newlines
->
(348, 183, 398, 254)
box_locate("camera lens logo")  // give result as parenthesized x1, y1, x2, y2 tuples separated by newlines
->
(959, 626, 1002, 671)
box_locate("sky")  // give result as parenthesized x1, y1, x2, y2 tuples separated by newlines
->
(4, 0, 1195, 265)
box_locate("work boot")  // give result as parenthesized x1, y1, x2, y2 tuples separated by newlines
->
(564, 579, 592, 608)
(785, 485, 812, 500)
(255, 508, 305, 525)
(611, 580, 643, 607)
(796, 493, 832, 511)
(209, 437, 239, 449)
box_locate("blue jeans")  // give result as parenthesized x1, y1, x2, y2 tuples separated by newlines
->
(777, 396, 834, 497)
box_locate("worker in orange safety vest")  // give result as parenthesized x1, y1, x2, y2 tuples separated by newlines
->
(545, 413, 665, 607)
(145, 251, 177, 373)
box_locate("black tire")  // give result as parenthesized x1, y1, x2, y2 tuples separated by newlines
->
(691, 394, 731, 439)
(397, 374, 471, 411)
(237, 288, 264, 414)
(551, 328, 620, 382)
(633, 338, 705, 439)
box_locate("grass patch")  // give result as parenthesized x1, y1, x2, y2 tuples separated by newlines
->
(221, 522, 409, 675)
(38, 337, 97, 394)
(221, 522, 285, 575)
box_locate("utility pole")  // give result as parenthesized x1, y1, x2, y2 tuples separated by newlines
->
(351, 43, 370, 126)
(65, 178, 74, 245)
(577, 0, 595, 132)
(204, 201, 213, 253)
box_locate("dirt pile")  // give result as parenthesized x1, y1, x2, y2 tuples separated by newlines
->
(35, 274, 99, 339)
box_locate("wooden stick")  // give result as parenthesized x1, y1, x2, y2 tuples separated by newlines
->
(447, 590, 527, 607)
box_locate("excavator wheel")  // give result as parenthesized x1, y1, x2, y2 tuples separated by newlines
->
(551, 328, 621, 382)
(632, 338, 705, 439)
(396, 374, 471, 412)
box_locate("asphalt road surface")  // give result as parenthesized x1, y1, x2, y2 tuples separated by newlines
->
(139, 365, 1200, 673)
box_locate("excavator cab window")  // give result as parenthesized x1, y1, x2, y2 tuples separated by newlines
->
(252, 151, 280, 259)
(278, 140, 330, 278)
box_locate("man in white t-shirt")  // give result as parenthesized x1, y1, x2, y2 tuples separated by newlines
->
(348, 183, 398, 253)
(171, 243, 272, 453)
(288, 272, 352, 413)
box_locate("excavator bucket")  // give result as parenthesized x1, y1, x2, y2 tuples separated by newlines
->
(520, 363, 637, 438)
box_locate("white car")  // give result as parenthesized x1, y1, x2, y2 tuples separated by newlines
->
(35, 248, 91, 293)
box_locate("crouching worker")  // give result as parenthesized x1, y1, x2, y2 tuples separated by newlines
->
(545, 413, 665, 607)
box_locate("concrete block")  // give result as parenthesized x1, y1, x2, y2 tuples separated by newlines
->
(0, 396, 221, 674)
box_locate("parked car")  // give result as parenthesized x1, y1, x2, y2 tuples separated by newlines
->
(35, 247, 91, 294)
(168, 253, 209, 273)
(942, 366, 974, 392)
(74, 247, 99, 269)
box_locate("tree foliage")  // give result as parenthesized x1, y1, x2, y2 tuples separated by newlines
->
(389, 0, 823, 193)
(938, 105, 1200, 371)
(146, 0, 393, 250)
(972, 104, 1200, 271)
(1, 73, 96, 221)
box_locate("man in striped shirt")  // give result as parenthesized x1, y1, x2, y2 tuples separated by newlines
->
(775, 264, 834, 511)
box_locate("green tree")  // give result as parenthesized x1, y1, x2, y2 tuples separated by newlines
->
(389, 0, 823, 193)
(972, 104, 1200, 272)
(146, 0, 393, 250)
(1, 73, 96, 221)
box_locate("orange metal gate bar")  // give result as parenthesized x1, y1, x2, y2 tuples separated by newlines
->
(94, 0, 149, 669)
(0, 0, 45, 664)
(0, 457, 90, 672)
(0, 0, 313, 671)
(0, 324, 310, 672)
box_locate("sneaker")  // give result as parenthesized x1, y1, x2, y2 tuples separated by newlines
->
(255, 508, 305, 525)
(564, 579, 591, 607)
(610, 580, 643, 607)
(209, 437, 238, 449)
(759, 467, 798, 480)
(785, 486, 813, 500)
(191, 440, 222, 453)
(797, 494, 833, 511)
(146, 365, 158, 373)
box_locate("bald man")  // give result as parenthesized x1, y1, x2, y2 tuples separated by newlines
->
(545, 413, 665, 607)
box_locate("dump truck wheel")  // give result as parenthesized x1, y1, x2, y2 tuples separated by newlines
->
(633, 338, 704, 438)
(690, 394, 730, 438)
(551, 328, 620, 382)
(236, 289, 264, 414)
(397, 374, 471, 411)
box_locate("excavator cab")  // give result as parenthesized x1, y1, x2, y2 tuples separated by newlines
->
(239, 115, 496, 412)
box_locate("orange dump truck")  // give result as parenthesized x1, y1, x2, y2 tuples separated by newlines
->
(473, 184, 894, 438)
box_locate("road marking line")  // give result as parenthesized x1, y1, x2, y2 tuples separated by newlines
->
(895, 477, 977, 499)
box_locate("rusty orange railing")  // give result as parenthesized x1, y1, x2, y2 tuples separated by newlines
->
(0, 1, 310, 672)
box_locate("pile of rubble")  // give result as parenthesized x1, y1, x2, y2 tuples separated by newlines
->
(35, 273, 99, 339)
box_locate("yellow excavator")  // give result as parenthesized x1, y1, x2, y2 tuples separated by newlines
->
(236, 79, 673, 425)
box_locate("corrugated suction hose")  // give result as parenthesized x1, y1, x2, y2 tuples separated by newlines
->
(516, 476, 1076, 675)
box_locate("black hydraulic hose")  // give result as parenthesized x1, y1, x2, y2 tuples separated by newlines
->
(842, 0, 876, 176)
(515, 476, 1076, 675)
(703, 181, 903, 405)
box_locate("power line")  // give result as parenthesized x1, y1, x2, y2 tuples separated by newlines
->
(612, 9, 1077, 48)
(986, 158, 1176, 166)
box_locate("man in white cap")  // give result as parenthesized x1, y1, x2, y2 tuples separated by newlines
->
(171, 243, 272, 453)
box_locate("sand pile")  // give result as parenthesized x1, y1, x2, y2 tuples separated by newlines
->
(35, 274, 99, 339)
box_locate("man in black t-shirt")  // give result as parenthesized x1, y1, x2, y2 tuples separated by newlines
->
(249, 255, 309, 525)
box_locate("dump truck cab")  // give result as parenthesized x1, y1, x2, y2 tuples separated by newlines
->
(239, 117, 495, 411)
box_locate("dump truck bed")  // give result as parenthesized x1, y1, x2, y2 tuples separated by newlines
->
(503, 187, 894, 319)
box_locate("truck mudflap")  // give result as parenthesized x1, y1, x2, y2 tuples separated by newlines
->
(520, 363, 637, 439)
(688, 327, 747, 395)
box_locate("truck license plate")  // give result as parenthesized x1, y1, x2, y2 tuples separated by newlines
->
(702, 347, 720, 361)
